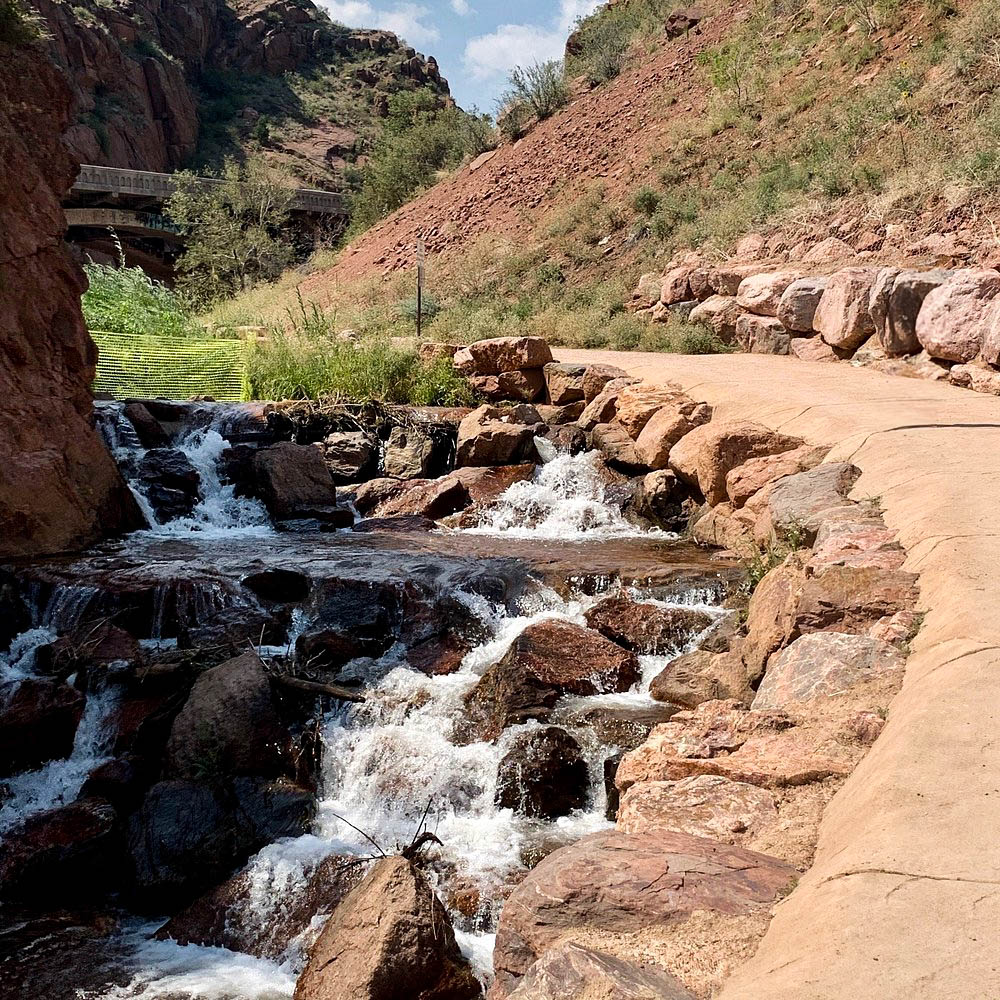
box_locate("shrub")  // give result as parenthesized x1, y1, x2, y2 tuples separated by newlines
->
(0, 0, 39, 45)
(501, 61, 569, 123)
(82, 258, 200, 337)
(631, 185, 661, 217)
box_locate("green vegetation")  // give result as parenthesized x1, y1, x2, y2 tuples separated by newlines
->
(499, 61, 570, 125)
(82, 257, 200, 338)
(167, 157, 296, 306)
(0, 0, 40, 44)
(740, 523, 807, 601)
(348, 90, 494, 235)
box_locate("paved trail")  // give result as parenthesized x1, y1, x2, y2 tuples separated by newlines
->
(558, 351, 1000, 1000)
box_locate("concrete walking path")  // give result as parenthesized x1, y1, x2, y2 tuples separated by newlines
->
(557, 350, 1000, 1000)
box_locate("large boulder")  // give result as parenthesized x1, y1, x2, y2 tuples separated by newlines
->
(139, 448, 201, 521)
(495, 726, 589, 819)
(633, 469, 685, 529)
(688, 295, 741, 341)
(613, 384, 686, 439)
(164, 652, 287, 780)
(591, 422, 643, 470)
(253, 442, 336, 518)
(633, 397, 712, 470)
(453, 336, 552, 375)
(916, 268, 1000, 362)
(736, 315, 790, 355)
(789, 337, 841, 363)
(469, 369, 546, 403)
(376, 476, 471, 520)
(813, 268, 877, 351)
(741, 554, 808, 683)
(777, 277, 827, 332)
(736, 272, 800, 317)
(383, 426, 435, 480)
(725, 444, 828, 508)
(794, 565, 919, 634)
(585, 595, 714, 655)
(294, 855, 481, 1000)
(507, 943, 696, 1000)
(753, 632, 905, 710)
(0, 678, 85, 777)
(577, 378, 640, 430)
(492, 829, 796, 991)
(872, 268, 950, 356)
(649, 650, 752, 708)
(456, 405, 539, 467)
(582, 364, 630, 402)
(755, 462, 861, 545)
(462, 621, 640, 740)
(669, 420, 802, 506)
(323, 432, 377, 484)
(617, 774, 778, 842)
(543, 363, 586, 405)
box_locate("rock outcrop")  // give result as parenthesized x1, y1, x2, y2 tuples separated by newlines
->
(0, 40, 142, 558)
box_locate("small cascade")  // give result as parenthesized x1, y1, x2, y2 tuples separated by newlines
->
(464, 450, 667, 540)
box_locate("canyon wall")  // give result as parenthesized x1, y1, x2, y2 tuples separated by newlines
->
(0, 39, 143, 558)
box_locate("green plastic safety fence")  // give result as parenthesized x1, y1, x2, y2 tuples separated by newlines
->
(91, 331, 251, 402)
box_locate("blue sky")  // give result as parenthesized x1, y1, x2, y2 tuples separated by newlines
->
(320, 1, 603, 112)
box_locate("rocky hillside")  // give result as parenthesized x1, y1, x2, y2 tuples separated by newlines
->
(34, 0, 451, 188)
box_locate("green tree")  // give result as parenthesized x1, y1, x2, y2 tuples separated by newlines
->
(166, 157, 295, 305)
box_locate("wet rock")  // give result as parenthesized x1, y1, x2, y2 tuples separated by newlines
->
(351, 476, 414, 515)
(123, 402, 169, 448)
(0, 574, 31, 651)
(383, 425, 435, 479)
(618, 774, 777, 842)
(534, 422, 588, 456)
(351, 514, 437, 533)
(794, 565, 919, 634)
(649, 650, 752, 708)
(294, 855, 481, 1000)
(633, 396, 712, 471)
(462, 621, 640, 740)
(376, 476, 471, 520)
(688, 295, 741, 341)
(736, 272, 801, 317)
(253, 442, 336, 519)
(296, 628, 390, 673)
(633, 470, 684, 528)
(543, 362, 586, 405)
(535, 401, 585, 425)
(127, 778, 313, 908)
(725, 444, 828, 508)
(813, 268, 877, 351)
(453, 336, 553, 375)
(582, 363, 630, 402)
(177, 607, 287, 658)
(755, 462, 861, 546)
(80, 756, 149, 815)
(406, 634, 469, 675)
(495, 726, 589, 819)
(456, 405, 539, 467)
(492, 829, 796, 991)
(139, 448, 201, 521)
(469, 369, 547, 403)
(563, 703, 679, 752)
(669, 420, 802, 506)
(242, 568, 312, 603)
(753, 632, 904, 710)
(617, 700, 851, 790)
(777, 276, 827, 332)
(34, 622, 141, 680)
(0, 798, 121, 905)
(0, 678, 85, 777)
(322, 431, 377, 484)
(448, 465, 537, 504)
(585, 595, 714, 655)
(158, 852, 368, 959)
(164, 651, 289, 780)
(917, 269, 1000, 362)
(741, 553, 808, 683)
(507, 942, 696, 1000)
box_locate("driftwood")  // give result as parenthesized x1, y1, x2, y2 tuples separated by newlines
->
(273, 673, 366, 703)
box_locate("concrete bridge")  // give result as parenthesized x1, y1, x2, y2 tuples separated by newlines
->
(66, 164, 347, 277)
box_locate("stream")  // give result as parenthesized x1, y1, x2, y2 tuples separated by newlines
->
(0, 402, 737, 999)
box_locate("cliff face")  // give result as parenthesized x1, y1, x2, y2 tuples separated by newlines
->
(0, 40, 143, 558)
(36, 0, 451, 188)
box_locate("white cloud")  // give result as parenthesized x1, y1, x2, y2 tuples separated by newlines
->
(450, 0, 472, 14)
(321, 1, 440, 46)
(462, 0, 601, 82)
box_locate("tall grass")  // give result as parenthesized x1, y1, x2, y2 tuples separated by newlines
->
(82, 260, 200, 337)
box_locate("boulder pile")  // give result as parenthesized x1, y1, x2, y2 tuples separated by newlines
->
(631, 255, 1000, 395)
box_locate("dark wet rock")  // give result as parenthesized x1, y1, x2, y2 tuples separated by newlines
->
(0, 678, 85, 778)
(176, 607, 288, 659)
(157, 852, 369, 959)
(220, 443, 258, 498)
(123, 402, 169, 448)
(406, 634, 470, 676)
(80, 756, 149, 815)
(253, 442, 336, 519)
(604, 753, 622, 821)
(34, 623, 141, 680)
(351, 514, 438, 533)
(535, 423, 588, 455)
(294, 855, 481, 1000)
(139, 449, 201, 521)
(274, 506, 355, 533)
(0, 572, 31, 650)
(295, 629, 389, 674)
(0, 798, 121, 906)
(242, 568, 312, 603)
(322, 431, 377, 484)
(127, 778, 313, 908)
(585, 595, 714, 655)
(634, 469, 687, 530)
(164, 652, 289, 780)
(562, 703, 679, 752)
(496, 727, 589, 819)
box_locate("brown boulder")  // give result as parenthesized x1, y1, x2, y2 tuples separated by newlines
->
(542, 362, 586, 405)
(777, 277, 827, 332)
(794, 565, 919, 634)
(659, 266, 694, 305)
(577, 377, 641, 430)
(582, 364, 630, 402)
(0, 678, 85, 777)
(669, 420, 802, 506)
(453, 336, 552, 375)
(916, 269, 1000, 362)
(352, 477, 414, 516)
(788, 337, 841, 362)
(492, 828, 796, 987)
(688, 295, 741, 341)
(736, 314, 790, 355)
(449, 465, 535, 504)
(468, 369, 546, 403)
(585, 595, 714, 655)
(741, 553, 808, 682)
(873, 268, 950, 356)
(948, 361, 1000, 395)
(383, 426, 435, 480)
(753, 632, 904, 710)
(323, 432, 377, 483)
(617, 774, 777, 841)
(736, 272, 800, 317)
(755, 462, 861, 546)
(294, 855, 481, 1000)
(725, 444, 828, 508)
(253, 442, 336, 518)
(376, 476, 471, 520)
(690, 503, 757, 554)
(165, 652, 288, 780)
(507, 943, 696, 1000)
(456, 405, 539, 467)
(813, 268, 878, 351)
(649, 650, 752, 708)
(613, 384, 684, 439)
(706, 265, 755, 296)
(591, 422, 643, 469)
(495, 726, 589, 819)
(633, 397, 712, 470)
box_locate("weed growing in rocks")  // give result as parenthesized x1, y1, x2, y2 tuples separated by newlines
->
(739, 523, 808, 602)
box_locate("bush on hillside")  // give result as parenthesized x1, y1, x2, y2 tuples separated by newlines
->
(82, 259, 200, 337)
(500, 61, 570, 124)
(565, 0, 670, 85)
